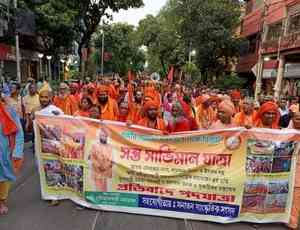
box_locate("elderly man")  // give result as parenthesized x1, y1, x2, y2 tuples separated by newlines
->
(233, 98, 256, 128)
(210, 100, 236, 129)
(53, 83, 78, 115)
(138, 100, 165, 131)
(254, 101, 280, 129)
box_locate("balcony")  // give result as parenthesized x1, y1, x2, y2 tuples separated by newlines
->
(281, 31, 300, 50)
(261, 40, 280, 54)
(236, 52, 258, 73)
(261, 31, 300, 54)
(241, 9, 263, 37)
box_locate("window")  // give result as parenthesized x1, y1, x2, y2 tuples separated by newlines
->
(266, 21, 282, 41)
(288, 13, 300, 34)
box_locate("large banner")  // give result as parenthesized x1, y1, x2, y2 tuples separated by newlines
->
(34, 114, 300, 224)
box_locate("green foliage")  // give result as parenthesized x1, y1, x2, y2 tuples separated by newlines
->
(20, 0, 144, 60)
(137, 9, 186, 75)
(137, 0, 243, 79)
(69, 69, 80, 80)
(76, 0, 144, 55)
(92, 23, 146, 76)
(20, 0, 78, 54)
(175, 0, 243, 75)
(215, 73, 247, 90)
(183, 62, 198, 75)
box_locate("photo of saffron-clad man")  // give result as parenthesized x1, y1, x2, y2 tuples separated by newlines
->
(89, 128, 112, 192)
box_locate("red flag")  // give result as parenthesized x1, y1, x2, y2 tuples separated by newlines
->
(167, 66, 174, 82)
(128, 70, 134, 82)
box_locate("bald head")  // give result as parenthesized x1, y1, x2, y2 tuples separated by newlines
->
(39, 90, 52, 108)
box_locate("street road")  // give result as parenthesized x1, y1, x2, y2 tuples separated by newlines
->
(0, 144, 289, 230)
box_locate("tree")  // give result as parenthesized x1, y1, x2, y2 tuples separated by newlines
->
(21, 0, 144, 76)
(76, 0, 144, 75)
(92, 23, 145, 76)
(137, 9, 185, 76)
(20, 0, 79, 55)
(175, 0, 243, 79)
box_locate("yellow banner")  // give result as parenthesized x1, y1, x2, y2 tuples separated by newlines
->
(34, 114, 299, 223)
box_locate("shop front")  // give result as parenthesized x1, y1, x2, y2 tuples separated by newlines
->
(262, 62, 300, 97)
(0, 43, 39, 82)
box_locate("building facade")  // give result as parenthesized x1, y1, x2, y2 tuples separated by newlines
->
(237, 0, 300, 99)
(0, 1, 39, 82)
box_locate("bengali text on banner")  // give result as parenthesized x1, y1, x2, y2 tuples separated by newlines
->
(34, 114, 300, 224)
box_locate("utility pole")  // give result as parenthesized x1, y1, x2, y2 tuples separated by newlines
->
(254, 0, 268, 102)
(101, 29, 105, 77)
(274, 13, 288, 101)
(254, 0, 286, 101)
(14, 0, 21, 83)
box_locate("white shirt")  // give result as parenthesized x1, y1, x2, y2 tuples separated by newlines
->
(279, 107, 289, 116)
(36, 105, 64, 116)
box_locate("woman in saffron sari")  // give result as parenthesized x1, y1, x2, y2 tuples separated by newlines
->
(74, 96, 94, 117)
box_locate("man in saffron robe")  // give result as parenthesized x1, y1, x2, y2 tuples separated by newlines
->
(128, 81, 143, 124)
(53, 83, 78, 115)
(96, 85, 119, 121)
(166, 102, 194, 133)
(0, 93, 24, 215)
(87, 83, 97, 104)
(196, 95, 215, 129)
(108, 80, 119, 100)
(144, 81, 161, 108)
(230, 90, 242, 114)
(69, 83, 80, 105)
(138, 100, 165, 131)
(117, 101, 133, 122)
(254, 101, 280, 129)
(210, 100, 236, 129)
(233, 98, 256, 128)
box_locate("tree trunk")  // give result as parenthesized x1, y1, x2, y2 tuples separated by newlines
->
(160, 57, 167, 76)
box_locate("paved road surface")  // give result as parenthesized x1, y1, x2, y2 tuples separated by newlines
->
(0, 145, 290, 230)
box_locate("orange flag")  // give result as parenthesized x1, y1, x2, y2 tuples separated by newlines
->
(167, 66, 174, 82)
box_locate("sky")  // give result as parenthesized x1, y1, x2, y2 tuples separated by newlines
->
(112, 0, 168, 26)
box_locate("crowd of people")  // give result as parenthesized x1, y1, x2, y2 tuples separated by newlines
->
(0, 73, 300, 229)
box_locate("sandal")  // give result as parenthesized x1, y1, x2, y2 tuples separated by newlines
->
(0, 200, 8, 215)
(48, 200, 60, 206)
